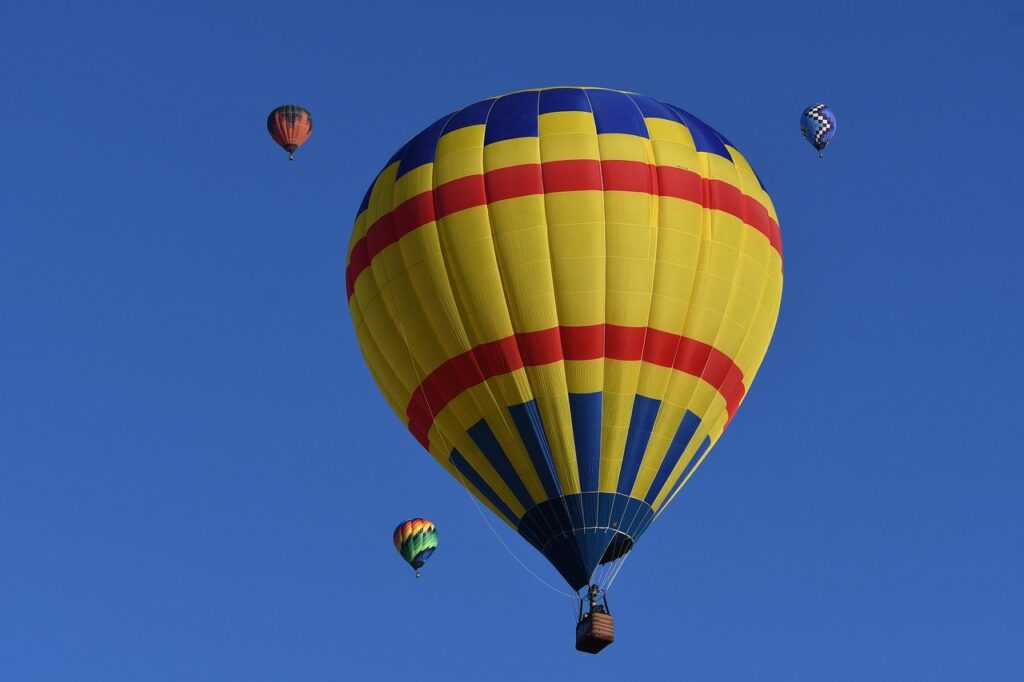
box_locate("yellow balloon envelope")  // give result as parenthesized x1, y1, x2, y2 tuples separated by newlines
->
(346, 87, 782, 590)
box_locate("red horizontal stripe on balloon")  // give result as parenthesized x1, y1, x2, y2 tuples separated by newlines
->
(392, 192, 436, 241)
(560, 324, 604, 359)
(347, 161, 780, 300)
(605, 324, 647, 359)
(656, 165, 703, 204)
(405, 324, 745, 448)
(436, 174, 486, 216)
(517, 327, 565, 366)
(601, 160, 658, 193)
(541, 159, 602, 193)
(345, 238, 370, 298)
(485, 164, 544, 201)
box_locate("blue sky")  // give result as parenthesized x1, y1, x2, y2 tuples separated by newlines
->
(3, 1, 1022, 679)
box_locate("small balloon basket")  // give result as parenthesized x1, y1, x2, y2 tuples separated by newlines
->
(575, 612, 615, 654)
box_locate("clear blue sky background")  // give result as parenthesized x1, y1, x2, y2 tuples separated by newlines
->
(3, 1, 1022, 679)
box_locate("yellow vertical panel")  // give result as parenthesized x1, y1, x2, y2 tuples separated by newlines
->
(400, 231, 471, 363)
(731, 290, 780, 392)
(487, 196, 559, 333)
(563, 358, 604, 395)
(436, 207, 513, 343)
(598, 359, 641, 492)
(350, 301, 407, 420)
(542, 189, 606, 331)
(525, 363, 581, 495)
(604, 227, 658, 326)
(359, 282, 419, 398)
(645, 197, 703, 335)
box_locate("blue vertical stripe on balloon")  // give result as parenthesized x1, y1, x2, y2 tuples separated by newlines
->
(645, 411, 701, 505)
(616, 396, 661, 495)
(467, 419, 536, 511)
(449, 449, 521, 526)
(508, 400, 562, 499)
(569, 392, 603, 492)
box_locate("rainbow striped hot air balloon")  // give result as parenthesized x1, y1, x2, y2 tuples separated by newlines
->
(393, 518, 439, 577)
(349, 87, 782, 595)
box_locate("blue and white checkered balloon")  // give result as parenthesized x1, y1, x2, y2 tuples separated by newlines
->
(800, 103, 836, 158)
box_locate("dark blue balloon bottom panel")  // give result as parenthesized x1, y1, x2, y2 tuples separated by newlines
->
(516, 493, 655, 590)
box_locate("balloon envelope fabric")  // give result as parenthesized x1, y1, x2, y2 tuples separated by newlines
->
(800, 103, 836, 156)
(267, 104, 312, 158)
(393, 518, 439, 571)
(348, 87, 783, 591)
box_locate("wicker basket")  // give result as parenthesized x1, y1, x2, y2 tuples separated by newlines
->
(575, 612, 615, 654)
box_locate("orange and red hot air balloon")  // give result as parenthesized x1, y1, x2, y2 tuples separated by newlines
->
(267, 104, 312, 160)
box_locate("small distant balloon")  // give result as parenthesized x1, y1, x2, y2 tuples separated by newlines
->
(267, 105, 312, 160)
(800, 103, 836, 158)
(393, 518, 438, 578)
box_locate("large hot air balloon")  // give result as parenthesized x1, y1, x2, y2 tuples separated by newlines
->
(267, 104, 312, 160)
(393, 518, 439, 577)
(347, 87, 782, 643)
(800, 103, 836, 158)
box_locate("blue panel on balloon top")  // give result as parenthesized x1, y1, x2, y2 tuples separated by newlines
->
(467, 419, 535, 511)
(385, 139, 410, 169)
(484, 91, 539, 144)
(585, 88, 649, 138)
(539, 87, 592, 114)
(444, 98, 495, 135)
(508, 400, 561, 499)
(616, 396, 661, 495)
(625, 93, 676, 121)
(569, 392, 603, 492)
(665, 104, 732, 160)
(397, 113, 454, 179)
